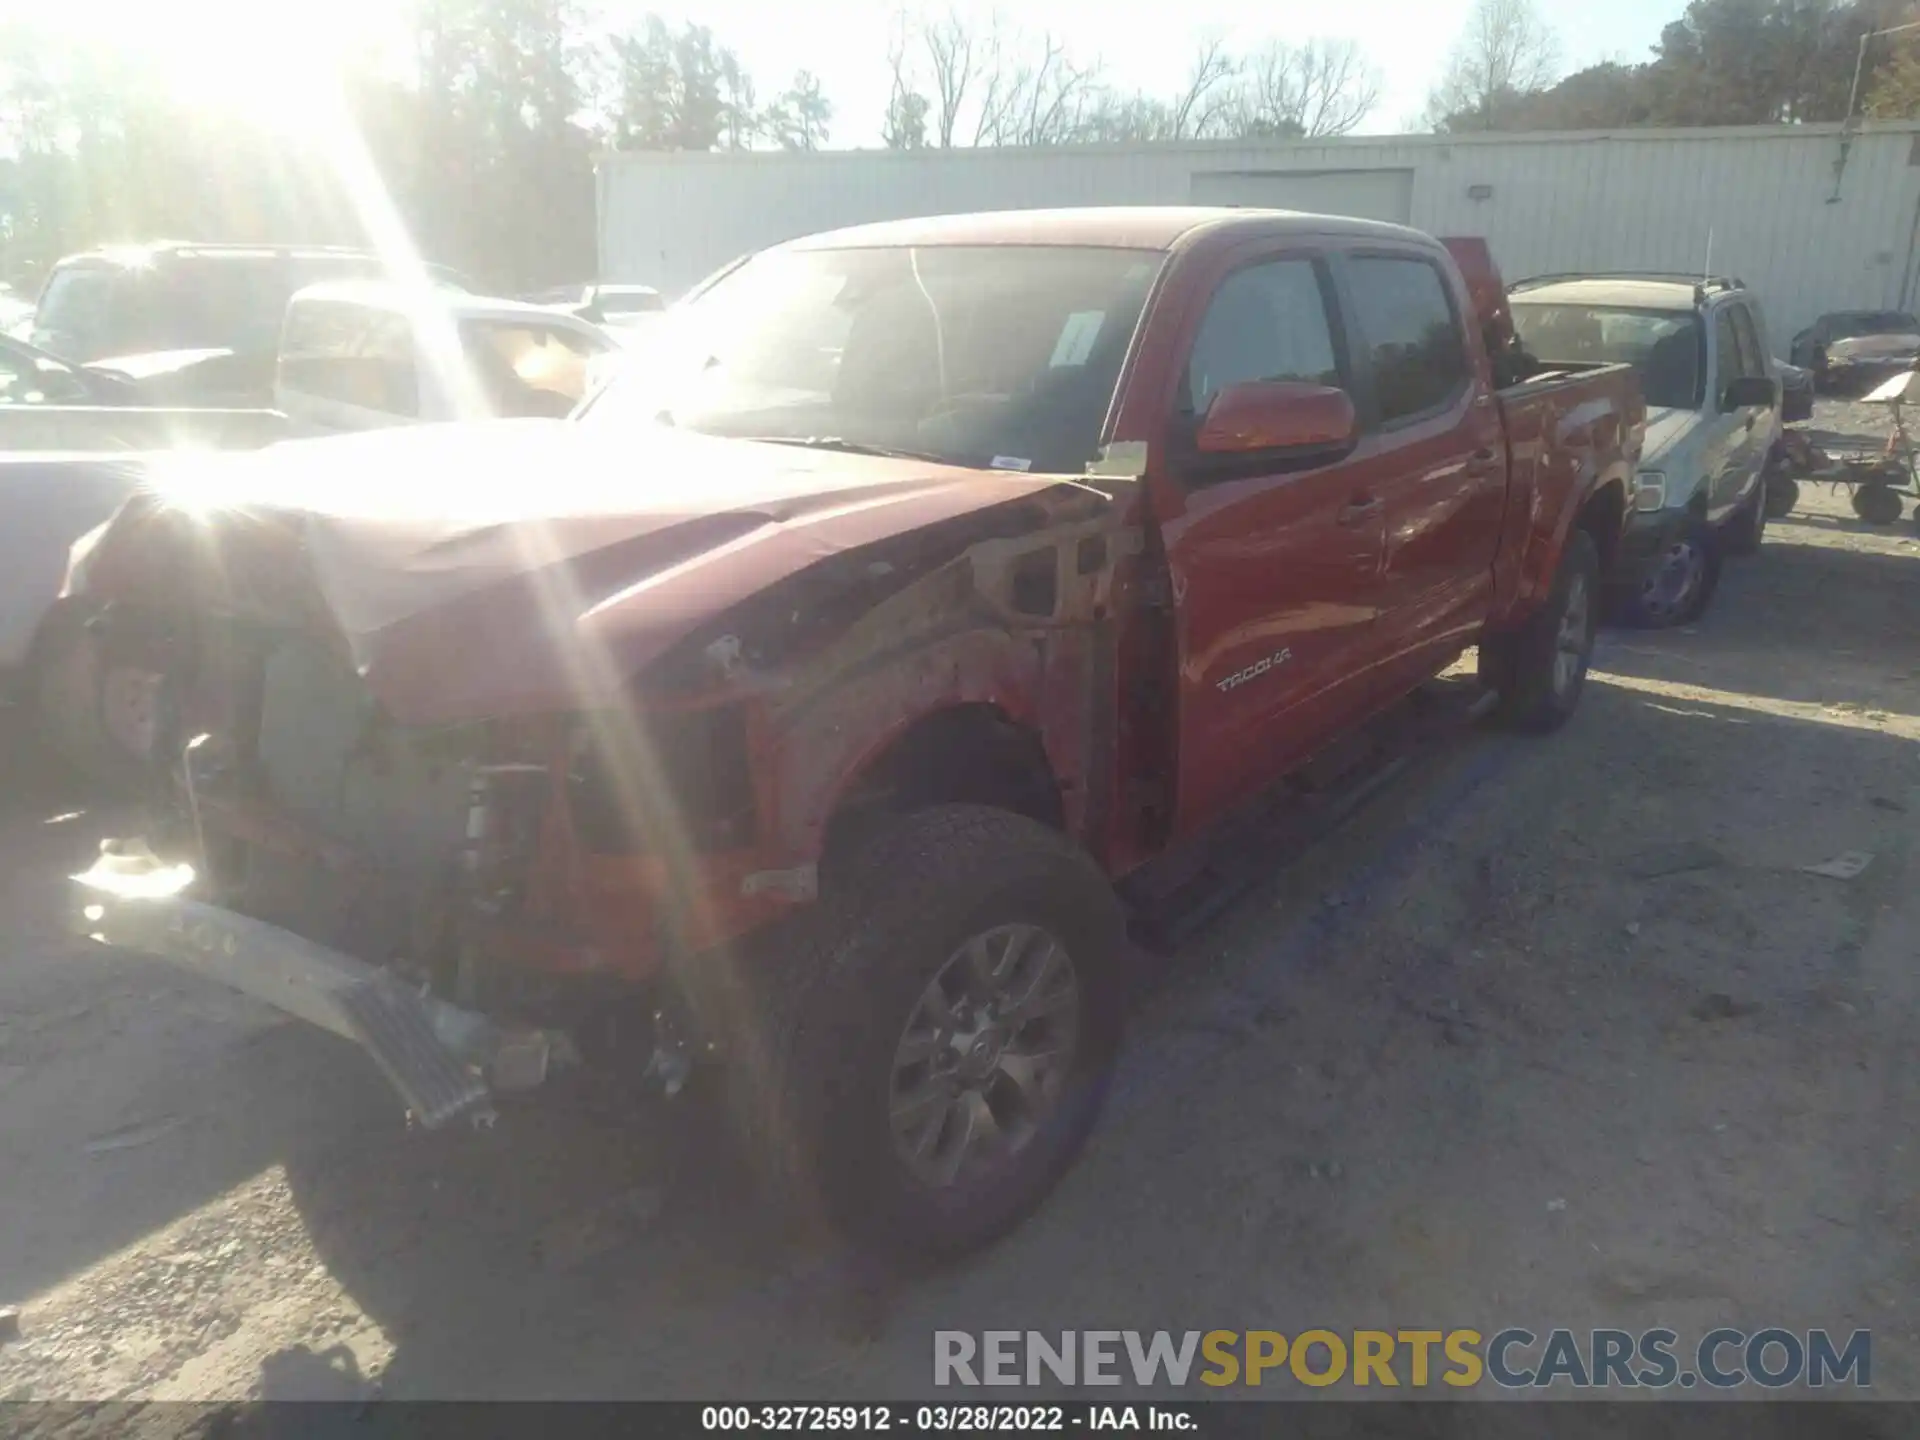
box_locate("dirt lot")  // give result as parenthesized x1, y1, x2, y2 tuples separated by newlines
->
(2, 400, 1918, 1411)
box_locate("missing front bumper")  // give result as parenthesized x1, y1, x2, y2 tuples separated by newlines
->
(68, 840, 574, 1129)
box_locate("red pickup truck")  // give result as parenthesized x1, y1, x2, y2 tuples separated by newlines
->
(65, 210, 1643, 1259)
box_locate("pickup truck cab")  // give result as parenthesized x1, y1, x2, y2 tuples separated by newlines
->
(64, 209, 1642, 1259)
(1509, 274, 1780, 627)
(276, 282, 618, 433)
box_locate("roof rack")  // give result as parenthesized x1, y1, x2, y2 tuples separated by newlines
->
(62, 241, 379, 265)
(1510, 271, 1747, 303)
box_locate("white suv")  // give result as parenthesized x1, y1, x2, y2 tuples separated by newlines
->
(1510, 274, 1782, 627)
(276, 282, 618, 434)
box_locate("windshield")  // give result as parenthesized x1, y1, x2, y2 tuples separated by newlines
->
(460, 318, 609, 417)
(33, 265, 123, 360)
(1512, 303, 1705, 410)
(578, 244, 1162, 473)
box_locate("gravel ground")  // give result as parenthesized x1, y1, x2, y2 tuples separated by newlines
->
(1, 396, 1917, 1413)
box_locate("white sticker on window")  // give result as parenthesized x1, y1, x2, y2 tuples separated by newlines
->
(990, 455, 1033, 472)
(1049, 310, 1106, 368)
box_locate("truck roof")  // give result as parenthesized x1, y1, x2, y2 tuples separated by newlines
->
(1510, 277, 1711, 312)
(54, 243, 381, 270)
(785, 206, 1433, 254)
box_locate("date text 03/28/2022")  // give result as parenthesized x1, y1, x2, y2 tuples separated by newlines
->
(701, 1405, 1192, 1431)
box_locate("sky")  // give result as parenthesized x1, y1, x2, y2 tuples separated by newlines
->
(38, 0, 1685, 143)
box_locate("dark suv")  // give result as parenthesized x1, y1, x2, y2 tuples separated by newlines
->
(30, 244, 467, 403)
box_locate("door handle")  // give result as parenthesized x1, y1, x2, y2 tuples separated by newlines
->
(1337, 495, 1383, 526)
(1471, 447, 1497, 463)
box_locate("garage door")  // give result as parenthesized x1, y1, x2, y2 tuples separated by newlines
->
(1189, 169, 1415, 224)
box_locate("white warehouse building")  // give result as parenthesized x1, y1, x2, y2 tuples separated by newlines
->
(597, 120, 1920, 345)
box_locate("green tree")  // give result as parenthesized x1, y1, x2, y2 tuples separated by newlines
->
(1866, 26, 1920, 115)
(883, 88, 930, 146)
(607, 16, 755, 150)
(764, 70, 833, 151)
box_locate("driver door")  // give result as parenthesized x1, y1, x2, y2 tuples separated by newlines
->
(1149, 249, 1392, 839)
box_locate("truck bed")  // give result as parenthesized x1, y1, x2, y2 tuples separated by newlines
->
(1491, 359, 1645, 621)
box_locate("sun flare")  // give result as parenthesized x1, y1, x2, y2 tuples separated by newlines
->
(45, 0, 389, 137)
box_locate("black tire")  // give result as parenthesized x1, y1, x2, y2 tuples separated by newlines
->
(1764, 475, 1800, 520)
(1619, 516, 1721, 629)
(1484, 528, 1599, 734)
(1724, 481, 1767, 557)
(23, 603, 115, 781)
(1853, 483, 1904, 527)
(726, 805, 1125, 1260)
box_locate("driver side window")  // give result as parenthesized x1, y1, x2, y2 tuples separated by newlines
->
(1184, 258, 1340, 417)
(1713, 308, 1753, 405)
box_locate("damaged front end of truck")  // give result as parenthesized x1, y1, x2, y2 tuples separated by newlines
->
(65, 421, 1138, 1130)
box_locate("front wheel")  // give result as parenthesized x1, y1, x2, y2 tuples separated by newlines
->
(24, 602, 123, 784)
(1483, 528, 1600, 734)
(727, 805, 1126, 1260)
(1619, 518, 1720, 629)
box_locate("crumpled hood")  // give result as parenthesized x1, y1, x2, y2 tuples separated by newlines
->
(92, 347, 236, 381)
(132, 419, 1080, 723)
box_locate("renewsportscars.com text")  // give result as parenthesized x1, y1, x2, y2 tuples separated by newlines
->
(933, 1328, 1871, 1391)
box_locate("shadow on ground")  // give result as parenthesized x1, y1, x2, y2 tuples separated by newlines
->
(1594, 514, 1920, 716)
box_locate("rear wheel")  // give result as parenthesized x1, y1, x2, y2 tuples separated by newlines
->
(1853, 482, 1904, 527)
(1620, 518, 1720, 629)
(1484, 528, 1599, 734)
(1764, 475, 1800, 519)
(727, 805, 1125, 1260)
(1724, 482, 1767, 557)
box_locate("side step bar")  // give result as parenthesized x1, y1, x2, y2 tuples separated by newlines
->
(68, 841, 572, 1129)
(1125, 679, 1498, 953)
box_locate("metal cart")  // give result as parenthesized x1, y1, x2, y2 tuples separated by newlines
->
(1766, 369, 1920, 527)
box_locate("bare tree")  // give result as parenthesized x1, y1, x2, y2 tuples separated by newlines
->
(887, 7, 1379, 149)
(1424, 0, 1559, 131)
(921, 6, 983, 147)
(1072, 91, 1176, 143)
(1169, 37, 1240, 139)
(976, 32, 1103, 145)
(895, 8, 1101, 148)
(1231, 38, 1381, 137)
(718, 50, 758, 150)
(882, 11, 929, 147)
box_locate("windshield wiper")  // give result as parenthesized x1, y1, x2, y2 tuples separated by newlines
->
(745, 435, 950, 464)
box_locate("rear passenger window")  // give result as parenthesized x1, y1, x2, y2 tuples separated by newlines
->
(1348, 257, 1469, 423)
(279, 303, 418, 417)
(1727, 305, 1765, 379)
(1712, 308, 1760, 399)
(460, 321, 604, 417)
(1184, 258, 1340, 415)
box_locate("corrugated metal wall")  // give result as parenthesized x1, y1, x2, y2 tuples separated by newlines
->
(598, 124, 1920, 345)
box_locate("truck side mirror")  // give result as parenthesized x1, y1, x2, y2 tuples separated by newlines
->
(1196, 380, 1358, 456)
(1721, 375, 1777, 411)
